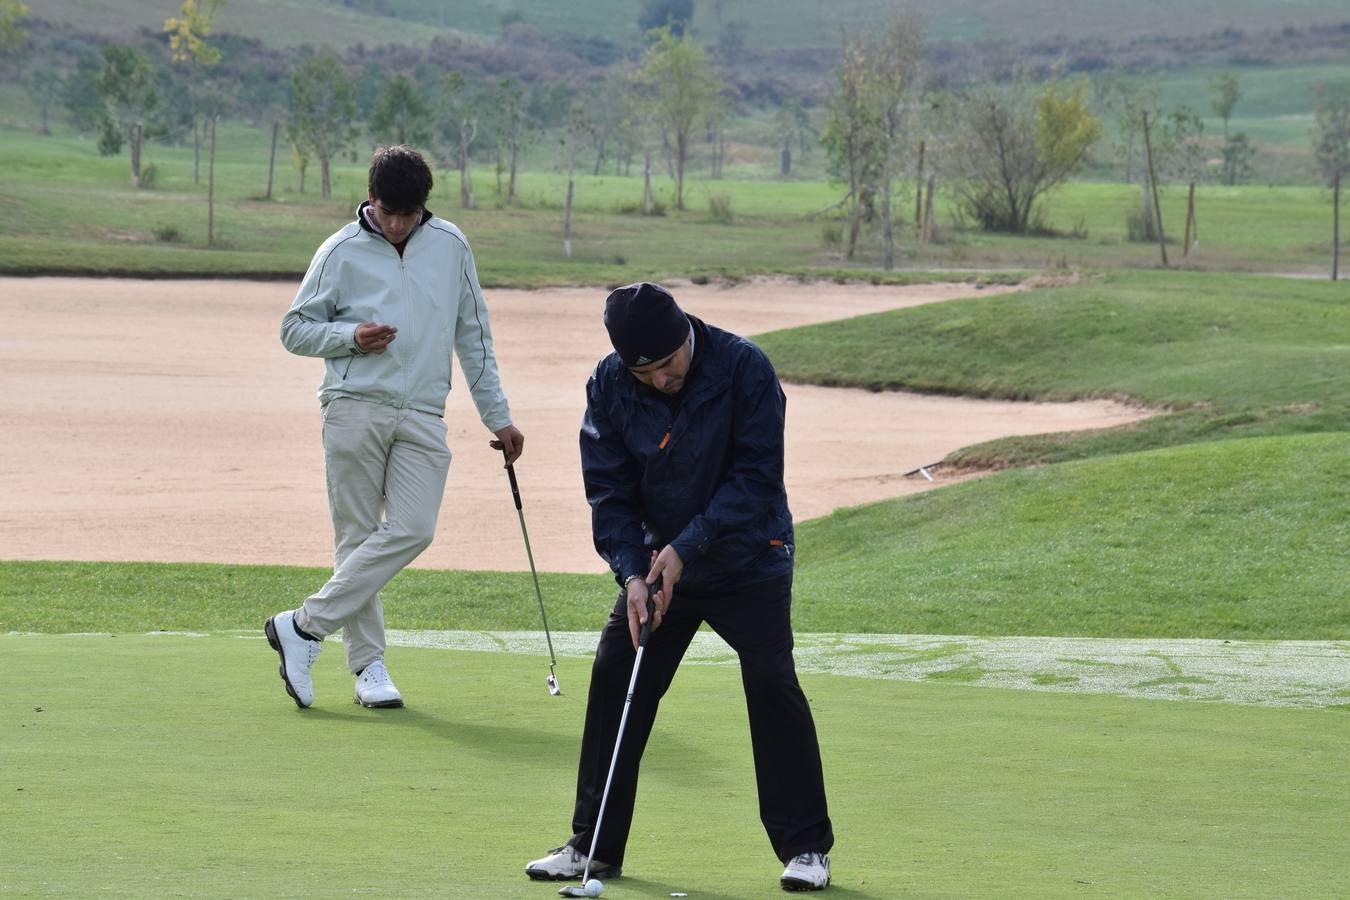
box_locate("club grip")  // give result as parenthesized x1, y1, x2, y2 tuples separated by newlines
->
(638, 596, 656, 647)
(503, 450, 522, 510)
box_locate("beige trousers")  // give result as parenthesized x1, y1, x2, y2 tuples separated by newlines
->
(296, 397, 451, 673)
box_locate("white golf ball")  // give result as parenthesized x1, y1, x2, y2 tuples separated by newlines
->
(583, 878, 603, 898)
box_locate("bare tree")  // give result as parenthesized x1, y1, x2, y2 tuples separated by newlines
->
(1209, 72, 1241, 138)
(1313, 84, 1350, 280)
(439, 71, 479, 209)
(822, 35, 884, 259)
(633, 26, 722, 211)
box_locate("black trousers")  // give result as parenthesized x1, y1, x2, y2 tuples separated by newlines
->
(566, 574, 834, 867)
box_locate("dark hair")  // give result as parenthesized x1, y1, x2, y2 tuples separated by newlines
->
(367, 145, 433, 213)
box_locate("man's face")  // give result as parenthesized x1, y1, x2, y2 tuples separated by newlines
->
(368, 193, 422, 244)
(627, 332, 693, 395)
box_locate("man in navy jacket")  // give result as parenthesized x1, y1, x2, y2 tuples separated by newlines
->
(526, 283, 834, 892)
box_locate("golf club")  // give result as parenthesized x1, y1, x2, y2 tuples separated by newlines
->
(501, 448, 561, 696)
(559, 594, 658, 899)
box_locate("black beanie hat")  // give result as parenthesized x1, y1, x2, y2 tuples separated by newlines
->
(603, 282, 690, 367)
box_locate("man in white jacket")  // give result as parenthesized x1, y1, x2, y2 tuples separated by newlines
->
(265, 145, 524, 710)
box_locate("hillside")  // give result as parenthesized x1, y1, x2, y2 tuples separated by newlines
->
(30, 0, 1350, 51)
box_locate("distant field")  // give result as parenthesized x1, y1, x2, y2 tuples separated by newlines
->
(30, 0, 1350, 49)
(0, 115, 1342, 279)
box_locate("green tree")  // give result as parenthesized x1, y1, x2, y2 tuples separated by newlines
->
(0, 0, 27, 71)
(949, 76, 1101, 234)
(493, 76, 529, 203)
(1209, 72, 1241, 137)
(1313, 84, 1350, 280)
(633, 26, 722, 211)
(163, 0, 225, 184)
(95, 44, 162, 188)
(27, 64, 63, 135)
(288, 54, 358, 200)
(1220, 132, 1255, 186)
(369, 75, 432, 147)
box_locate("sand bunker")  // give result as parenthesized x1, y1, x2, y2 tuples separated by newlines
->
(0, 277, 1150, 573)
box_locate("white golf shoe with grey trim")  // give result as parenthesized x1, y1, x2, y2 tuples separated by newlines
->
(354, 659, 403, 708)
(265, 609, 323, 709)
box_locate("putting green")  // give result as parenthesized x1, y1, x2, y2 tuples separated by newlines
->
(2, 634, 1346, 897)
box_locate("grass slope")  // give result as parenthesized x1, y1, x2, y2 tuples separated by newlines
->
(3, 634, 1347, 897)
(757, 270, 1350, 465)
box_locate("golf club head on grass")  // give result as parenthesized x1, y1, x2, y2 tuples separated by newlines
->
(547, 673, 560, 696)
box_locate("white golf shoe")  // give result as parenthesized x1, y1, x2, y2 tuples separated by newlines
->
(264, 609, 323, 709)
(524, 844, 620, 881)
(780, 851, 830, 891)
(354, 659, 403, 708)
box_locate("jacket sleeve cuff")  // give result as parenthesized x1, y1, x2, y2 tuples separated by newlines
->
(341, 323, 365, 355)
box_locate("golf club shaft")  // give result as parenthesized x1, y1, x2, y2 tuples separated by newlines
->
(581, 596, 655, 883)
(503, 453, 559, 676)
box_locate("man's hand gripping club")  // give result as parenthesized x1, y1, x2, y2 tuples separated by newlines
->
(626, 545, 684, 650)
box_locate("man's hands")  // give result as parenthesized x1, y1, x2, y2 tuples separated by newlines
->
(626, 545, 684, 650)
(354, 322, 397, 354)
(489, 425, 525, 465)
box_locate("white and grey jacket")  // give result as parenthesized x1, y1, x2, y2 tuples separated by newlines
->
(281, 203, 512, 431)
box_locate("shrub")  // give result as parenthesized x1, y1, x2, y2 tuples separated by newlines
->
(139, 163, 160, 190)
(820, 221, 843, 249)
(152, 224, 182, 243)
(707, 193, 733, 224)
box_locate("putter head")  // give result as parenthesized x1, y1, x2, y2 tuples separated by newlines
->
(547, 674, 561, 696)
(558, 886, 586, 898)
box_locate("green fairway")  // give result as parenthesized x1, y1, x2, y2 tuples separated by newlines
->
(2, 634, 1347, 897)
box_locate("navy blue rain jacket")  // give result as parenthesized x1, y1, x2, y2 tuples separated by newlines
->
(580, 316, 795, 595)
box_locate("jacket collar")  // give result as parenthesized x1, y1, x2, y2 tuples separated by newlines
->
(356, 200, 434, 240)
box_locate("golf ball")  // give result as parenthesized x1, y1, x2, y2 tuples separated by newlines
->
(583, 878, 603, 898)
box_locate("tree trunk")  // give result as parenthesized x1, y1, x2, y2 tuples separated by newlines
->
(1334, 172, 1341, 282)
(674, 131, 687, 211)
(914, 139, 925, 237)
(1142, 112, 1168, 267)
(130, 123, 142, 188)
(459, 131, 473, 208)
(208, 116, 217, 247)
(1183, 181, 1196, 257)
(562, 176, 574, 258)
(642, 145, 653, 215)
(922, 173, 936, 244)
(508, 143, 518, 204)
(780, 141, 790, 176)
(882, 175, 894, 270)
(593, 138, 605, 177)
(266, 121, 279, 201)
(847, 202, 862, 260)
(193, 117, 202, 185)
(321, 156, 332, 200)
